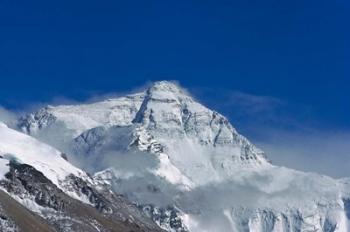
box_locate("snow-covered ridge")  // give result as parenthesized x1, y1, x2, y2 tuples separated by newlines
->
(0, 121, 87, 187)
(0, 121, 164, 231)
(0, 120, 108, 210)
(18, 92, 145, 138)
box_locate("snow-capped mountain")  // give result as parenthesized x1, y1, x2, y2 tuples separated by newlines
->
(18, 81, 350, 231)
(0, 121, 163, 232)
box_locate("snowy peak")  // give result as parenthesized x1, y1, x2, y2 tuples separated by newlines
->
(133, 82, 267, 166)
(133, 81, 195, 126)
(147, 81, 193, 102)
(11, 82, 350, 232)
(135, 81, 221, 135)
(18, 81, 269, 170)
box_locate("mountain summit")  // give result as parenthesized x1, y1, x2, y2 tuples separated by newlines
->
(19, 81, 268, 184)
(17, 81, 350, 232)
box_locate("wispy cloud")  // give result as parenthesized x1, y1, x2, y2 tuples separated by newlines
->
(255, 128, 350, 178)
(192, 87, 305, 131)
(197, 91, 350, 177)
(0, 106, 18, 127)
(223, 91, 284, 116)
(192, 87, 350, 178)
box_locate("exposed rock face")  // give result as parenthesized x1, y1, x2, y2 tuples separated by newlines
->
(0, 189, 55, 232)
(17, 81, 350, 232)
(141, 205, 189, 232)
(0, 161, 163, 232)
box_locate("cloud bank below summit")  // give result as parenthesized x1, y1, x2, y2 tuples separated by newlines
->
(0, 84, 349, 178)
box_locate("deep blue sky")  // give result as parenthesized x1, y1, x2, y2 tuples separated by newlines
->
(0, 0, 349, 131)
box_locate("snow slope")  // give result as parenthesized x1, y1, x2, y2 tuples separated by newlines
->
(0, 121, 87, 189)
(18, 81, 350, 232)
(0, 121, 164, 232)
(18, 93, 144, 144)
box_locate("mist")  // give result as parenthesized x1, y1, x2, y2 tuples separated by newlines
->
(253, 128, 350, 178)
(0, 106, 18, 127)
(194, 88, 350, 179)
